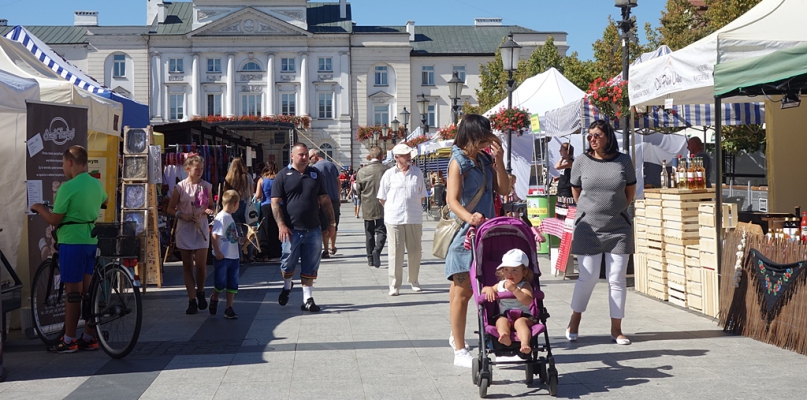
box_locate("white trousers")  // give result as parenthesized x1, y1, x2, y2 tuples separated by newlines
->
(386, 224, 422, 289)
(570, 253, 628, 319)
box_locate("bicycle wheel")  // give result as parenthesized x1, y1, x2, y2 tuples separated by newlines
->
(92, 263, 142, 359)
(30, 259, 66, 346)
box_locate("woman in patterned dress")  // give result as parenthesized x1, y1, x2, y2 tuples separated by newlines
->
(167, 154, 215, 315)
(566, 120, 636, 345)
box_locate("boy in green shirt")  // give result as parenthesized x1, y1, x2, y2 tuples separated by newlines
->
(30, 145, 108, 353)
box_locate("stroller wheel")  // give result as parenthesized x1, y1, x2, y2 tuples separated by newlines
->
(547, 363, 559, 396)
(539, 357, 548, 384)
(472, 357, 480, 385)
(525, 362, 535, 385)
(479, 377, 489, 398)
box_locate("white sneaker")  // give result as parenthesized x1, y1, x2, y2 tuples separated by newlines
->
(388, 287, 399, 296)
(453, 348, 474, 368)
(449, 334, 471, 351)
(411, 282, 422, 292)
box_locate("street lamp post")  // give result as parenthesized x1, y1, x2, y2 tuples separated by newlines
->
(372, 130, 380, 151)
(417, 93, 430, 134)
(390, 117, 400, 145)
(400, 107, 410, 134)
(499, 33, 522, 174)
(616, 0, 637, 153)
(381, 125, 390, 152)
(448, 71, 464, 125)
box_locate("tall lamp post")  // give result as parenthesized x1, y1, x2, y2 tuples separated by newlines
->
(417, 93, 430, 134)
(616, 0, 637, 153)
(372, 129, 380, 151)
(390, 117, 400, 145)
(448, 71, 464, 125)
(499, 33, 522, 174)
(381, 125, 390, 152)
(400, 107, 410, 134)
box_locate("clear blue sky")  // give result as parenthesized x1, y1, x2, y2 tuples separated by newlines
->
(0, 0, 668, 60)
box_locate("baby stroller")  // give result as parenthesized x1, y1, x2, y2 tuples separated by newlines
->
(469, 216, 558, 397)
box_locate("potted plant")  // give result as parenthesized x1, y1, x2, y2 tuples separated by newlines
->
(436, 125, 457, 141)
(489, 106, 531, 136)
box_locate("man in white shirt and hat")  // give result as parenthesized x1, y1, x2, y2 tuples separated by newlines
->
(377, 143, 427, 296)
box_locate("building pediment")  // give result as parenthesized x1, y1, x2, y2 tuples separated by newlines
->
(368, 90, 394, 104)
(188, 7, 312, 38)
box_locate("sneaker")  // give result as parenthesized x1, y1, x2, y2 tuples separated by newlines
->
(224, 307, 238, 319)
(50, 338, 78, 353)
(186, 299, 198, 315)
(449, 334, 471, 351)
(76, 336, 99, 351)
(453, 348, 473, 368)
(209, 296, 219, 315)
(300, 298, 321, 312)
(410, 282, 422, 293)
(278, 282, 294, 306)
(389, 287, 399, 296)
(196, 291, 207, 310)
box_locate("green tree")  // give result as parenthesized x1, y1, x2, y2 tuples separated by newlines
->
(704, 0, 762, 33)
(515, 35, 564, 83)
(466, 49, 507, 115)
(657, 0, 708, 50)
(561, 52, 598, 92)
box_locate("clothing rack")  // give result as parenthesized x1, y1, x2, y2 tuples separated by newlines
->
(164, 144, 234, 190)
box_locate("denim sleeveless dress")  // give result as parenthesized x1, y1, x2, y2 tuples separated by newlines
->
(445, 145, 496, 280)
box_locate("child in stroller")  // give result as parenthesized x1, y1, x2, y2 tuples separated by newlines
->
(480, 249, 535, 354)
(469, 217, 557, 397)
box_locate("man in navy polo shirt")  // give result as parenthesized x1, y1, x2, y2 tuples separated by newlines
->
(271, 143, 336, 312)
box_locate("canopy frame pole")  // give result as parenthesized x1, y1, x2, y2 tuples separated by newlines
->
(714, 97, 723, 281)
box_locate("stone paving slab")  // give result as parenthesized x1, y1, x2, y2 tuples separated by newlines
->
(2, 203, 807, 399)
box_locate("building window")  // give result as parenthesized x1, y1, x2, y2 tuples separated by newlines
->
(207, 93, 221, 116)
(242, 61, 261, 71)
(422, 66, 434, 85)
(281, 93, 296, 115)
(320, 143, 334, 160)
(207, 58, 221, 73)
(318, 93, 333, 119)
(318, 57, 332, 72)
(169, 58, 184, 73)
(374, 66, 388, 86)
(241, 94, 262, 117)
(281, 58, 295, 72)
(113, 54, 126, 77)
(453, 65, 466, 83)
(374, 105, 389, 126)
(169, 94, 184, 120)
(427, 104, 436, 127)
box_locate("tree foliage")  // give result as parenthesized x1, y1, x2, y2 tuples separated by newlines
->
(703, 0, 762, 33)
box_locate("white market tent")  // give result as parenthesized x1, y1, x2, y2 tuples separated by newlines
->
(629, 0, 807, 107)
(0, 37, 122, 137)
(484, 68, 586, 199)
(0, 70, 40, 273)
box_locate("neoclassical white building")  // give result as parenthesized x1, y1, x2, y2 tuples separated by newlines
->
(1, 0, 567, 167)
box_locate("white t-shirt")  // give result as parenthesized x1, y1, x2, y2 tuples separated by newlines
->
(212, 211, 240, 260)
(376, 164, 427, 225)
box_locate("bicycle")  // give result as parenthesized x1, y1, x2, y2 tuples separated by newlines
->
(30, 203, 142, 359)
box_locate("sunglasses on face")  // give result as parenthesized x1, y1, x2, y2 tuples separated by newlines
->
(588, 133, 604, 140)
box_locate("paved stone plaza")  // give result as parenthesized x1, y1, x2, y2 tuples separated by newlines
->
(2, 204, 806, 399)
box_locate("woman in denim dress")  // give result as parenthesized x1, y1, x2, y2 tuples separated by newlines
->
(445, 114, 510, 368)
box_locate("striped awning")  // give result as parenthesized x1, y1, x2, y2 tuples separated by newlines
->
(4, 25, 109, 95)
(545, 97, 765, 136)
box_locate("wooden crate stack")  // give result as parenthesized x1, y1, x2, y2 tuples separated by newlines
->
(642, 190, 668, 300)
(685, 244, 702, 312)
(697, 202, 738, 317)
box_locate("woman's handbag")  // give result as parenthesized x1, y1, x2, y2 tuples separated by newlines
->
(244, 196, 260, 225)
(432, 164, 486, 259)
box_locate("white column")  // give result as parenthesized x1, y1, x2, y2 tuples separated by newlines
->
(226, 52, 236, 117)
(266, 52, 275, 116)
(339, 51, 349, 117)
(151, 52, 162, 119)
(191, 52, 200, 117)
(300, 52, 309, 117)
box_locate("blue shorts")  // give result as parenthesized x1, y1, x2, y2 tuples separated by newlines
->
(280, 228, 322, 280)
(59, 244, 97, 283)
(214, 258, 240, 293)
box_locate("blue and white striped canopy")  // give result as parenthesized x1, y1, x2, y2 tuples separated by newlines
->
(544, 97, 765, 136)
(4, 26, 109, 95)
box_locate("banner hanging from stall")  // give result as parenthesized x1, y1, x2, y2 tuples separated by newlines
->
(25, 101, 87, 289)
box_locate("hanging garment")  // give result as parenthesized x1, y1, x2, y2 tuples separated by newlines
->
(749, 249, 807, 320)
